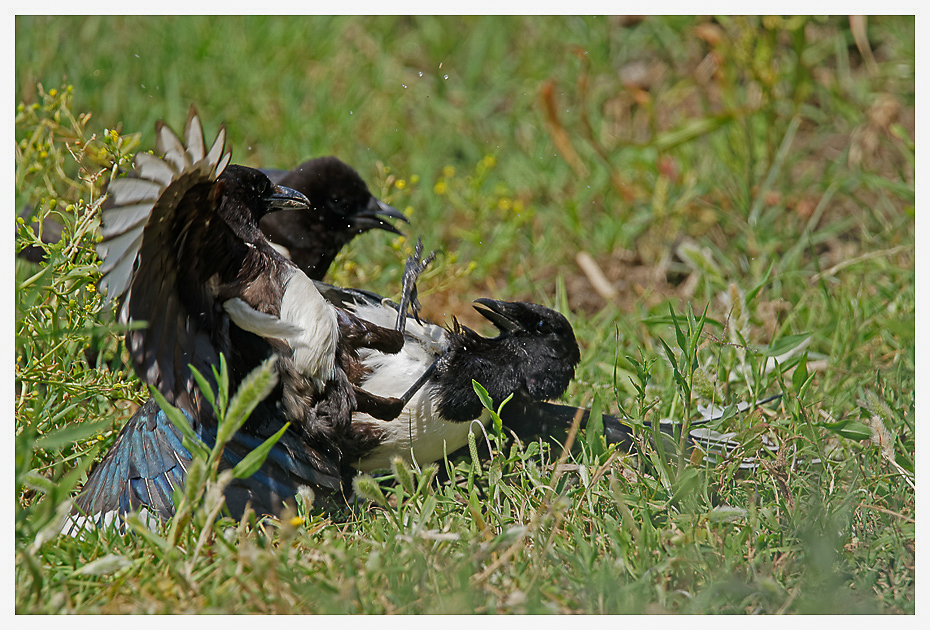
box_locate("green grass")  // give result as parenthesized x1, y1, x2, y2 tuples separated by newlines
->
(15, 15, 914, 613)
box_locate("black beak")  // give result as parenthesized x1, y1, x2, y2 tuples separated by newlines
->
(352, 197, 409, 235)
(473, 298, 523, 334)
(267, 184, 311, 211)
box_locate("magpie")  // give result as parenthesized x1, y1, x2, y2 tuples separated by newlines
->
(65, 107, 423, 531)
(310, 283, 581, 473)
(234, 279, 774, 474)
(258, 156, 408, 279)
(322, 284, 780, 472)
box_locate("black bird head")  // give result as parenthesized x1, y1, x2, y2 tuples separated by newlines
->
(258, 156, 408, 279)
(269, 156, 407, 234)
(470, 298, 581, 402)
(217, 164, 310, 235)
(217, 164, 310, 221)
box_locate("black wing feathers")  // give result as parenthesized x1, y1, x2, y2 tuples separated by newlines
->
(98, 108, 234, 416)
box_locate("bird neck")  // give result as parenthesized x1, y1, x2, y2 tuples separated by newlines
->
(435, 330, 525, 422)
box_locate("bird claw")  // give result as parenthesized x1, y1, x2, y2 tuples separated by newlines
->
(395, 237, 436, 331)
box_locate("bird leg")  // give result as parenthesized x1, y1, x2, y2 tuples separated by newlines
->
(348, 355, 441, 424)
(353, 386, 407, 423)
(395, 237, 436, 331)
(350, 239, 440, 421)
(352, 357, 439, 422)
(391, 237, 441, 405)
(337, 309, 404, 356)
(398, 359, 438, 403)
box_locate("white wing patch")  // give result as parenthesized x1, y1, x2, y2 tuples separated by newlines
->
(223, 298, 304, 339)
(223, 269, 339, 389)
(279, 270, 339, 387)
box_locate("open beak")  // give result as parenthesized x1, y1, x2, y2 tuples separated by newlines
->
(352, 198, 409, 235)
(267, 184, 311, 211)
(473, 298, 523, 334)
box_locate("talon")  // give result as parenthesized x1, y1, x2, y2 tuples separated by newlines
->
(395, 237, 436, 330)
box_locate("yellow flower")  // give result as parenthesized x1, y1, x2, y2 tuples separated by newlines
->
(434, 181, 447, 195)
(48, 88, 57, 97)
(395, 179, 406, 190)
(482, 155, 496, 169)
(442, 165, 455, 178)
(289, 516, 304, 527)
(410, 174, 420, 185)
(497, 197, 512, 211)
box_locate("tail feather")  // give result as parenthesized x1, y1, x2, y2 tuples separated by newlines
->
(63, 398, 193, 536)
(65, 396, 346, 534)
(501, 395, 782, 469)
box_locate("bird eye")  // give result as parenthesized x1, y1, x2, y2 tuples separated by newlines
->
(536, 320, 550, 333)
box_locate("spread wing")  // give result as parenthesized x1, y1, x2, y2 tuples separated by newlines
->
(96, 106, 256, 414)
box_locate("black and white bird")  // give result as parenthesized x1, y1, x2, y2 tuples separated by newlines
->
(309, 283, 581, 473)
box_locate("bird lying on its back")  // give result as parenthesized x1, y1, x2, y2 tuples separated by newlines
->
(311, 284, 581, 472)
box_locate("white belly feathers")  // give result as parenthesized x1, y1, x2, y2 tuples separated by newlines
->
(348, 309, 488, 472)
